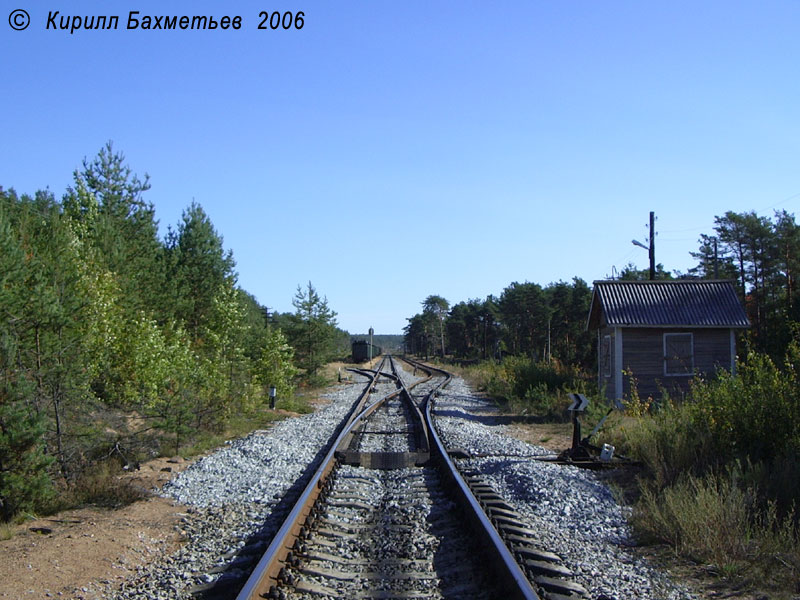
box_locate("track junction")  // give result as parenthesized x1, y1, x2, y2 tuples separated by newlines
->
(197, 357, 591, 600)
(105, 356, 696, 600)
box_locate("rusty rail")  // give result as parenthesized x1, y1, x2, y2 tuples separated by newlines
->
(413, 357, 540, 600)
(234, 358, 387, 599)
(236, 356, 540, 600)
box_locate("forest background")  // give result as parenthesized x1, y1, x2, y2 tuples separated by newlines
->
(0, 144, 349, 521)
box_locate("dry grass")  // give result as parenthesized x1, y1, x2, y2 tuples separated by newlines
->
(633, 470, 800, 595)
(602, 396, 800, 596)
(54, 461, 151, 511)
(634, 473, 752, 565)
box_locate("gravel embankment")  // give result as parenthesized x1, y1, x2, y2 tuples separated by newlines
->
(434, 377, 697, 600)
(111, 378, 370, 600)
(108, 370, 696, 600)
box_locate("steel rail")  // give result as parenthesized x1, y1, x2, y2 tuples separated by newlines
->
(234, 358, 386, 600)
(235, 356, 426, 599)
(388, 356, 430, 453)
(237, 356, 539, 600)
(407, 357, 541, 600)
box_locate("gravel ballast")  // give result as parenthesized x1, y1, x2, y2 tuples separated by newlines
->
(434, 376, 697, 600)
(107, 369, 696, 600)
(111, 378, 370, 599)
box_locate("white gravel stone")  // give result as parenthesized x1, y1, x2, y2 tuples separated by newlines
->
(162, 380, 368, 508)
(108, 369, 698, 600)
(435, 376, 697, 600)
(111, 379, 370, 600)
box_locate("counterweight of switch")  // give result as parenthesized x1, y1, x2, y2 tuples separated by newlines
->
(258, 11, 304, 29)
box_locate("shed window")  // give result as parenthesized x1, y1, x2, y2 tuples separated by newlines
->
(664, 333, 693, 376)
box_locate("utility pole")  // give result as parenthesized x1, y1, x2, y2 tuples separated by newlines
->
(631, 211, 656, 280)
(713, 238, 719, 279)
(648, 211, 655, 280)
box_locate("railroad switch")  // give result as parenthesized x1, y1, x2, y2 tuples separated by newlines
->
(565, 393, 591, 461)
(552, 393, 637, 469)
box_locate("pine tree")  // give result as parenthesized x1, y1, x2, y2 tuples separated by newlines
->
(403, 314, 429, 357)
(288, 282, 338, 378)
(254, 328, 297, 404)
(0, 196, 54, 518)
(499, 282, 551, 358)
(64, 142, 167, 319)
(7, 192, 99, 477)
(422, 295, 449, 357)
(169, 202, 236, 342)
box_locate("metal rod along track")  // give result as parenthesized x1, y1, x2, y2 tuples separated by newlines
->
(404, 357, 540, 600)
(234, 358, 389, 599)
(235, 356, 540, 600)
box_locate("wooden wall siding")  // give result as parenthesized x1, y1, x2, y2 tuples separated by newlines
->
(693, 329, 734, 373)
(620, 328, 733, 400)
(598, 327, 616, 399)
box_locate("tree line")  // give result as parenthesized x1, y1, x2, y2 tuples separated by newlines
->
(687, 210, 800, 358)
(0, 143, 342, 520)
(405, 208, 800, 370)
(404, 279, 595, 369)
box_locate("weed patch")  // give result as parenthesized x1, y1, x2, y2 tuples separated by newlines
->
(461, 357, 597, 420)
(634, 472, 753, 566)
(45, 461, 150, 512)
(605, 347, 800, 595)
(0, 521, 14, 541)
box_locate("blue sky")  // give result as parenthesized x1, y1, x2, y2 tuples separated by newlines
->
(2, 1, 799, 333)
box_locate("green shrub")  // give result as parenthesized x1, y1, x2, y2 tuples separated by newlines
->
(0, 400, 54, 522)
(506, 383, 567, 420)
(612, 347, 800, 505)
(463, 356, 593, 419)
(607, 346, 800, 590)
(604, 400, 712, 489)
(502, 356, 584, 397)
(743, 452, 800, 520)
(690, 349, 800, 466)
(276, 395, 313, 414)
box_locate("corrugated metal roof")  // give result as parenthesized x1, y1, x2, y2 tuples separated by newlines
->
(587, 280, 750, 329)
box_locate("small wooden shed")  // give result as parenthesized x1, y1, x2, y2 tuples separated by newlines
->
(587, 280, 750, 401)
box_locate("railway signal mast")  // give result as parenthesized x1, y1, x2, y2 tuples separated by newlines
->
(368, 327, 374, 362)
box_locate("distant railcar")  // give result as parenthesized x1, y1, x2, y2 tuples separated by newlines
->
(352, 340, 382, 362)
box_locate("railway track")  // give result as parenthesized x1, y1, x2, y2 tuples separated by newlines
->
(196, 357, 589, 600)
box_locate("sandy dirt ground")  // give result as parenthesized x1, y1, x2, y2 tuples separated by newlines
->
(0, 457, 192, 599)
